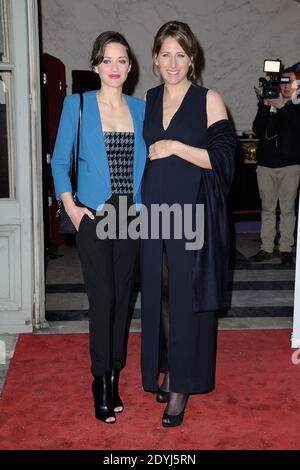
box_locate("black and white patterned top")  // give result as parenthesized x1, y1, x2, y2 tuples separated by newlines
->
(104, 131, 134, 194)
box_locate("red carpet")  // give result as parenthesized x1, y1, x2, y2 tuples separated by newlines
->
(0, 330, 300, 450)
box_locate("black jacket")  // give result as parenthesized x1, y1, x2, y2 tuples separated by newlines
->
(253, 101, 300, 168)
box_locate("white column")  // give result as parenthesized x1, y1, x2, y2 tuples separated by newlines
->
(292, 197, 300, 347)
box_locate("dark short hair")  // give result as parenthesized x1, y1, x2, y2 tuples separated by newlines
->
(281, 67, 297, 77)
(90, 31, 133, 68)
(152, 21, 200, 82)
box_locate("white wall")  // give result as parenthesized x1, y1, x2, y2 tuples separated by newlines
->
(41, 0, 300, 132)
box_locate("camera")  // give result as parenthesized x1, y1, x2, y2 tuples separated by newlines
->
(255, 59, 290, 101)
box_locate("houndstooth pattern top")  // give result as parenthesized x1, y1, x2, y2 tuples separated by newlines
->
(104, 131, 134, 194)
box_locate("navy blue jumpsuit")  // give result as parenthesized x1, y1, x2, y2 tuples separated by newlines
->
(141, 83, 217, 394)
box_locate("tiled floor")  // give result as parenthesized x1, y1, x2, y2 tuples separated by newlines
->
(45, 232, 296, 320)
(0, 335, 18, 393)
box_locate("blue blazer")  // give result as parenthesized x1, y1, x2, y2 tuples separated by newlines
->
(51, 91, 147, 209)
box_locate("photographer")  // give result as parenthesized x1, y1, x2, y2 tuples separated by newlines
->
(251, 67, 300, 265)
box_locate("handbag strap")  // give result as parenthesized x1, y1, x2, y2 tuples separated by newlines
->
(72, 93, 83, 193)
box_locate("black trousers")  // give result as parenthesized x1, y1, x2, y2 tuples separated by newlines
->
(76, 196, 139, 377)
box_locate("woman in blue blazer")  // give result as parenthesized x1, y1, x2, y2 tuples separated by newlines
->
(51, 32, 147, 424)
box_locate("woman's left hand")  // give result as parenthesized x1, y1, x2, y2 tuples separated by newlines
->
(148, 140, 177, 160)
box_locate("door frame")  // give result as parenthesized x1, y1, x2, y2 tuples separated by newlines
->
(27, 0, 46, 329)
(0, 0, 45, 332)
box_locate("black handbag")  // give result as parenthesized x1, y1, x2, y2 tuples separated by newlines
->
(56, 93, 83, 234)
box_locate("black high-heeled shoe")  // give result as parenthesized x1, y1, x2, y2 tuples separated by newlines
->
(162, 394, 188, 428)
(111, 368, 124, 413)
(156, 388, 170, 403)
(92, 372, 116, 423)
(162, 409, 185, 427)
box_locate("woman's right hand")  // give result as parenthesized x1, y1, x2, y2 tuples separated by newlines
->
(68, 205, 95, 231)
(61, 192, 95, 231)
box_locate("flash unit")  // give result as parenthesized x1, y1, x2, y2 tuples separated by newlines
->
(263, 59, 281, 74)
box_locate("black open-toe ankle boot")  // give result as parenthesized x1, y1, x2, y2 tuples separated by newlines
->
(92, 372, 116, 423)
(111, 368, 124, 413)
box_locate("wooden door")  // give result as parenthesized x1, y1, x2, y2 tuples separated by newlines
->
(41, 53, 67, 249)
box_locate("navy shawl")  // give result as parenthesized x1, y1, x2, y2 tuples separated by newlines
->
(193, 119, 236, 312)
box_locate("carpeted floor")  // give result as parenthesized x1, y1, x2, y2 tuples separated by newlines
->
(0, 331, 300, 450)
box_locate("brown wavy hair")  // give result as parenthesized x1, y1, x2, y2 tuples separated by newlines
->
(152, 21, 199, 82)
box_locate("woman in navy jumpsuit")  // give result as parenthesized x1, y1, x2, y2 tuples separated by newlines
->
(141, 21, 235, 427)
